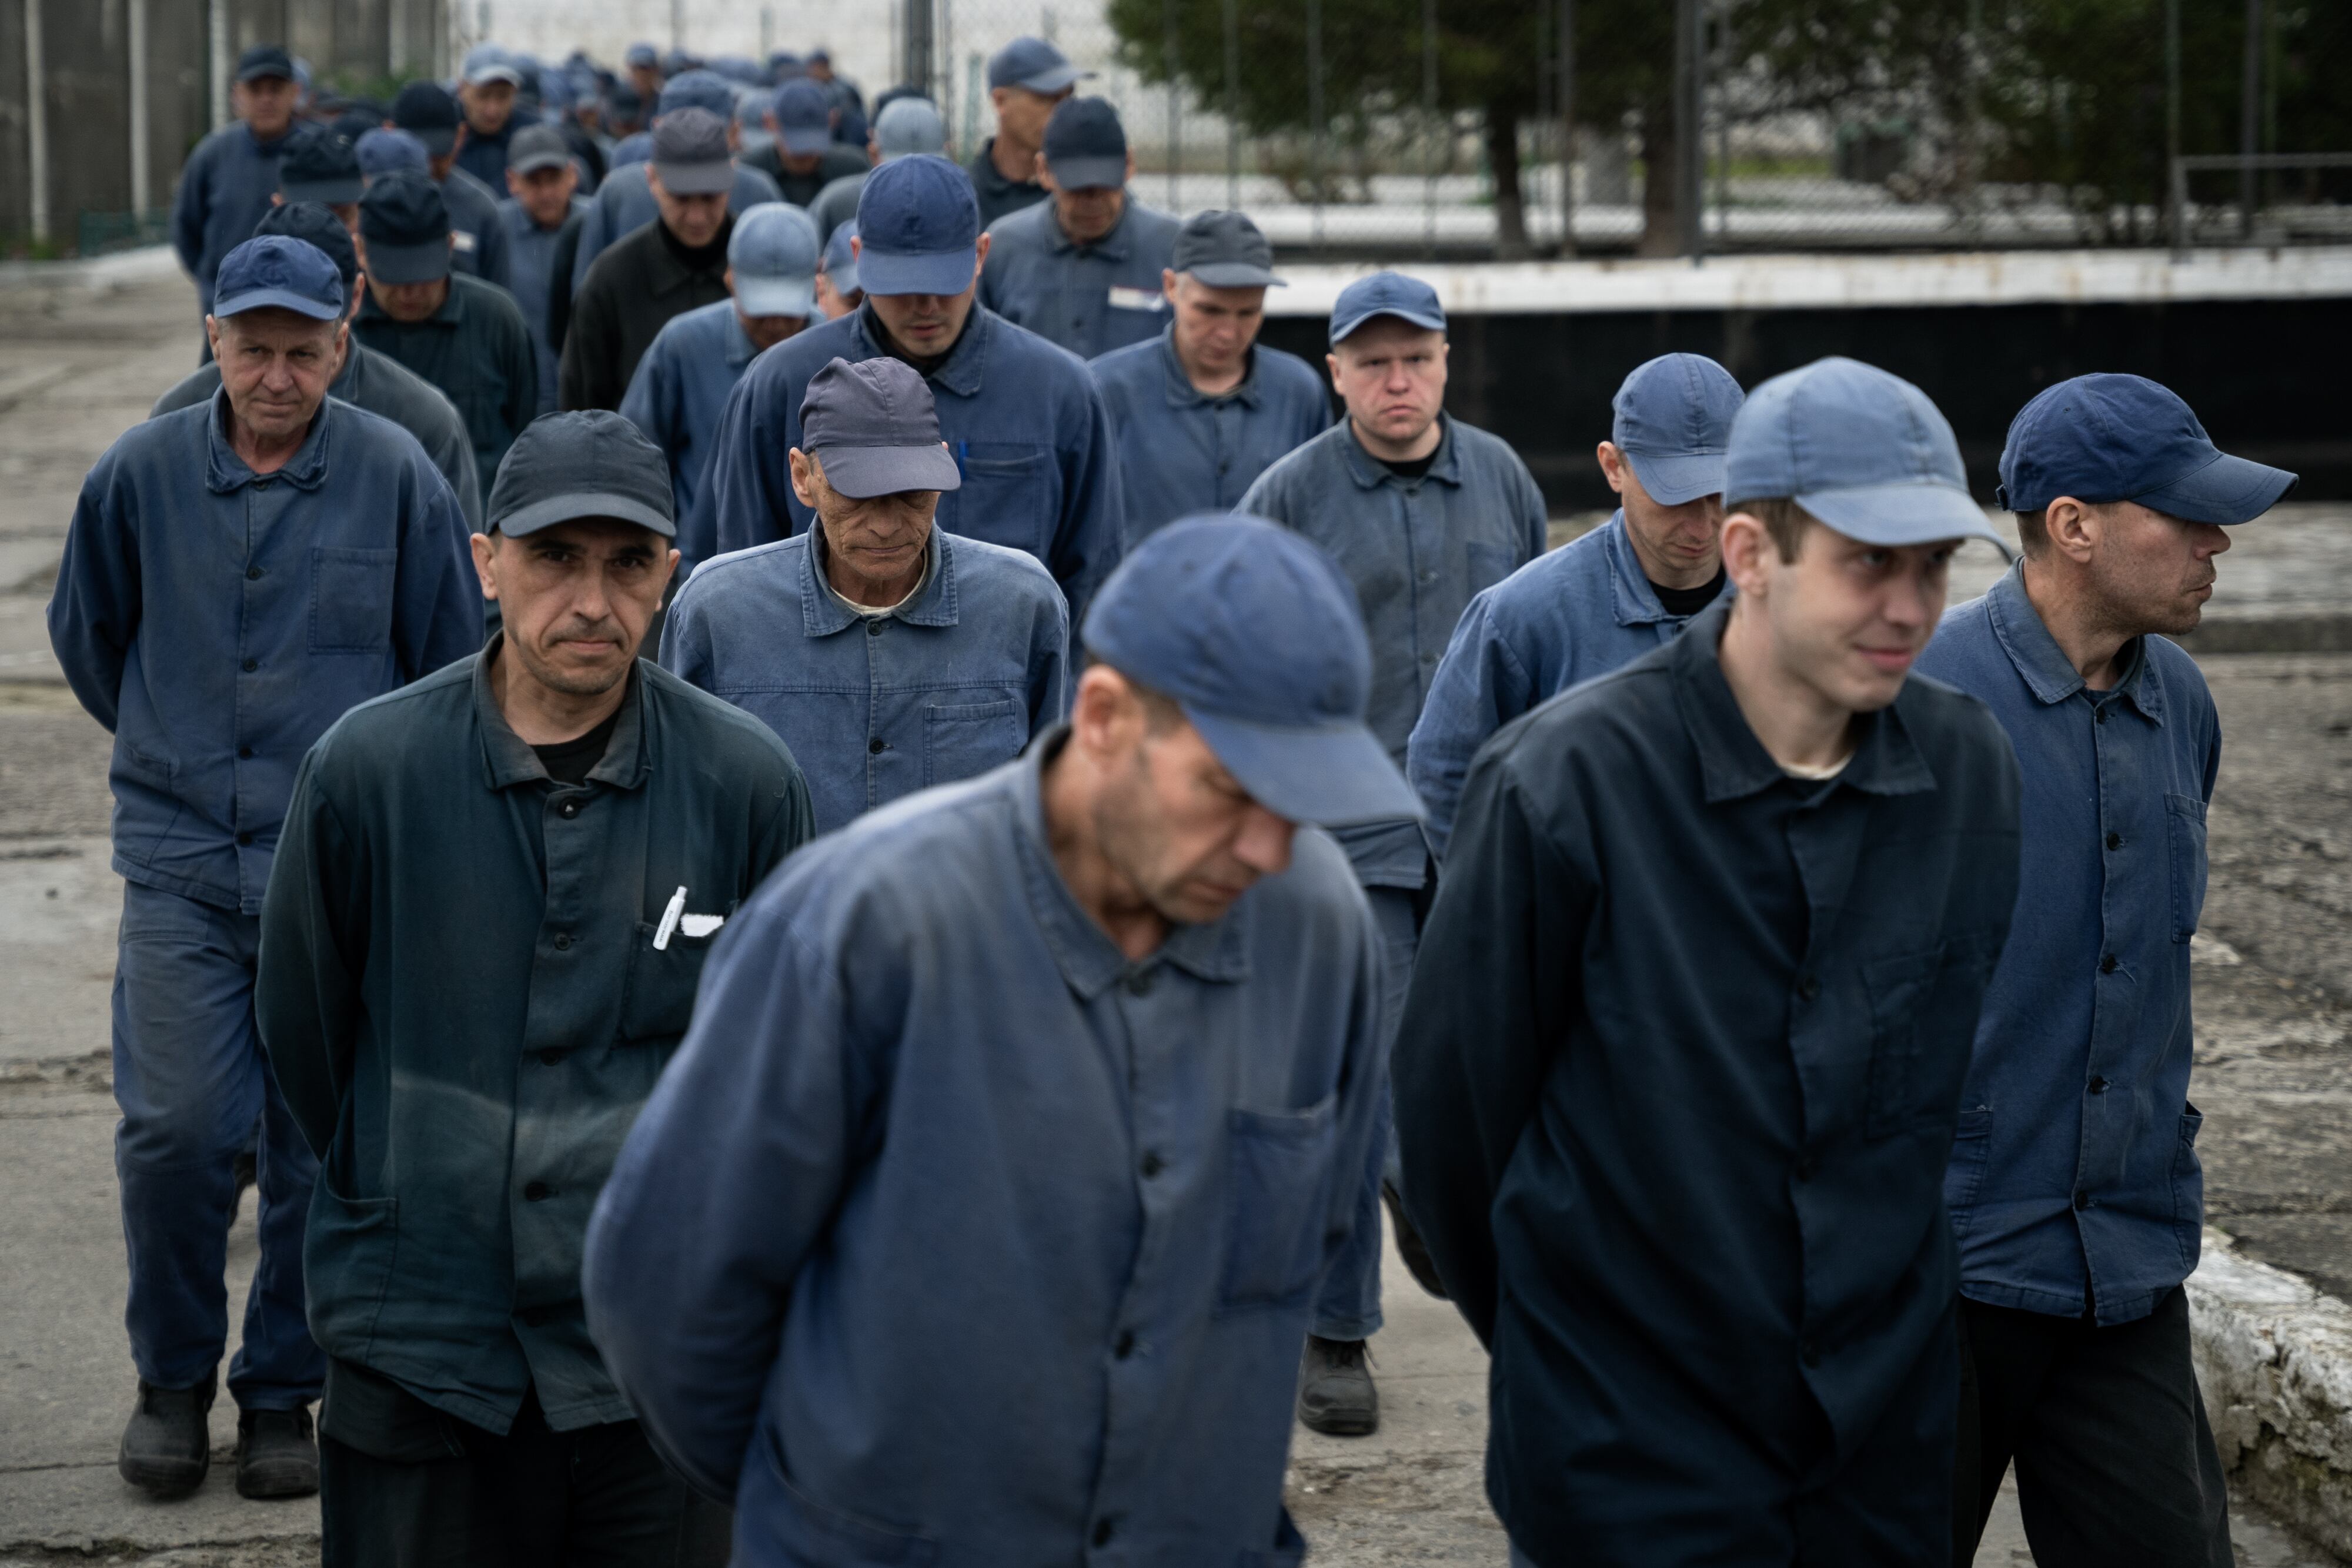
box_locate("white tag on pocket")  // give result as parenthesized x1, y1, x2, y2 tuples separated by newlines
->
(679, 913, 724, 939)
(451, 229, 479, 254)
(1107, 286, 1164, 312)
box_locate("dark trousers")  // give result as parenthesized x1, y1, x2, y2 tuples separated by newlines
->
(1953, 1286, 2232, 1568)
(319, 1364, 731, 1568)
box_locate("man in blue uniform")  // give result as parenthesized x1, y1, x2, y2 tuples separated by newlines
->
(48, 236, 479, 1506)
(965, 36, 1085, 227)
(1088, 209, 1328, 546)
(453, 45, 538, 191)
(664, 356, 1067, 833)
(497, 123, 589, 416)
(1409, 352, 1744, 854)
(1919, 375, 2294, 1568)
(587, 513, 1407, 1563)
(173, 45, 303, 346)
(979, 97, 1182, 361)
(387, 81, 512, 288)
(1396, 357, 2023, 1566)
(703, 153, 1123, 630)
(1240, 270, 1546, 1436)
(569, 71, 784, 294)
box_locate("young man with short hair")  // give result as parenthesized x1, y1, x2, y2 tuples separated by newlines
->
(1395, 356, 2024, 1564)
(1919, 375, 2295, 1568)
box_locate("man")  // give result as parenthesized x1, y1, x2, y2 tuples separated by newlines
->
(623, 202, 820, 573)
(1240, 269, 1545, 1437)
(275, 129, 363, 237)
(47, 235, 479, 1506)
(453, 45, 537, 191)
(586, 513, 1404, 1559)
(569, 72, 784, 295)
(387, 81, 512, 287)
(1918, 375, 2296, 1568)
(807, 95, 947, 245)
(980, 97, 1181, 362)
(966, 36, 1085, 228)
(152, 203, 485, 534)
(1087, 209, 1328, 546)
(1409, 352, 1745, 855)
(353, 171, 538, 502)
(1395, 356, 2024, 1564)
(562, 108, 739, 414)
(741, 78, 869, 207)
(705, 154, 1123, 631)
(664, 356, 1067, 832)
(814, 219, 861, 319)
(172, 45, 302, 339)
(624, 41, 664, 109)
(499, 123, 589, 416)
(256, 412, 813, 1564)
(805, 46, 862, 114)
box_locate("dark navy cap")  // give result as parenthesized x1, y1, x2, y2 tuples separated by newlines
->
(1040, 97, 1127, 192)
(854, 155, 981, 296)
(507, 123, 572, 175)
(490, 411, 676, 538)
(1171, 209, 1282, 288)
(1611, 353, 1745, 507)
(212, 235, 344, 322)
(357, 171, 453, 285)
(657, 69, 736, 120)
(1328, 271, 1445, 345)
(253, 201, 358, 292)
(624, 42, 660, 70)
(355, 128, 429, 180)
(987, 36, 1089, 94)
(800, 357, 963, 499)
(772, 79, 835, 155)
(650, 108, 733, 195)
(390, 81, 461, 156)
(279, 130, 363, 206)
(822, 220, 861, 296)
(236, 45, 295, 84)
(1726, 357, 1999, 548)
(1996, 373, 2296, 526)
(1082, 514, 1422, 828)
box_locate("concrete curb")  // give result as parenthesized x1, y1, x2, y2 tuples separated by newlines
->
(2190, 1226, 2352, 1558)
(0, 243, 181, 294)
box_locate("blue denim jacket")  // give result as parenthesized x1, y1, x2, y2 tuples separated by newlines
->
(1240, 416, 1546, 887)
(704, 302, 1124, 634)
(621, 299, 758, 576)
(583, 737, 1385, 1563)
(662, 528, 1069, 834)
(1916, 563, 2220, 1325)
(1088, 327, 1331, 549)
(171, 123, 290, 313)
(978, 198, 1184, 361)
(568, 163, 784, 293)
(48, 394, 482, 914)
(1408, 512, 1720, 858)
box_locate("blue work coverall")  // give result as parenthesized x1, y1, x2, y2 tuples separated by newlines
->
(172, 122, 293, 317)
(500, 193, 592, 416)
(978, 198, 1183, 362)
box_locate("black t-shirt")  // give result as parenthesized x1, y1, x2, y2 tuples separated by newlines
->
(1651, 568, 1728, 618)
(1378, 452, 1438, 482)
(532, 705, 623, 786)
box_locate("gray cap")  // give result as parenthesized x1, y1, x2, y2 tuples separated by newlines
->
(489, 411, 677, 538)
(1171, 209, 1282, 288)
(651, 107, 733, 196)
(729, 203, 820, 319)
(874, 96, 947, 159)
(506, 123, 572, 175)
(799, 357, 963, 500)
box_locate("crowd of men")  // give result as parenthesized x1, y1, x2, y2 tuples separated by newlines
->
(72, 24, 2292, 1568)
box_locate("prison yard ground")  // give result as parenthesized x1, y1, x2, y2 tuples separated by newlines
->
(1, 260, 2347, 1567)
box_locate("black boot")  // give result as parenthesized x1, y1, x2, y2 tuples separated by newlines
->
(118, 1371, 215, 1497)
(1296, 1335, 1379, 1436)
(235, 1405, 319, 1499)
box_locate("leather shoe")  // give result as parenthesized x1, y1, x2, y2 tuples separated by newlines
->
(1296, 1335, 1379, 1436)
(235, 1405, 319, 1499)
(118, 1372, 215, 1497)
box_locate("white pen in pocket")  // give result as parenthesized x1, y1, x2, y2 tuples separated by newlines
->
(653, 885, 687, 950)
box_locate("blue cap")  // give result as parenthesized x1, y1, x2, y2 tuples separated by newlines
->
(212, 235, 345, 322)
(624, 42, 659, 70)
(1996, 374, 2296, 526)
(235, 44, 294, 84)
(1041, 97, 1127, 190)
(1329, 271, 1445, 345)
(1081, 514, 1422, 828)
(822, 220, 861, 296)
(729, 204, 820, 317)
(657, 69, 737, 121)
(462, 44, 523, 87)
(390, 81, 460, 156)
(279, 129, 363, 205)
(1725, 357, 1999, 548)
(355, 127, 429, 180)
(1611, 354, 1745, 507)
(987, 36, 1090, 94)
(771, 78, 835, 155)
(854, 156, 981, 297)
(800, 357, 963, 499)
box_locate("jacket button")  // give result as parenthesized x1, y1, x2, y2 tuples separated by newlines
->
(2106, 832, 2122, 850)
(1800, 1341, 1821, 1367)
(2087, 1075, 2109, 1094)
(867, 737, 886, 754)
(236, 831, 254, 847)
(1796, 976, 1820, 1001)
(1125, 971, 1154, 998)
(553, 933, 573, 951)
(524, 1181, 552, 1202)
(2099, 954, 2118, 974)
(559, 799, 580, 818)
(238, 745, 254, 759)
(866, 620, 884, 637)
(2074, 1189, 2092, 1210)
(1140, 1151, 1165, 1179)
(241, 658, 258, 672)
(1092, 1520, 1114, 1547)
(1114, 1331, 1135, 1360)
(246, 566, 263, 581)
(539, 1048, 563, 1066)
(2095, 706, 2110, 724)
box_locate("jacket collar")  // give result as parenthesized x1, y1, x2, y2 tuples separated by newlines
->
(358, 278, 465, 327)
(472, 635, 652, 791)
(1983, 560, 2165, 726)
(849, 299, 994, 399)
(1599, 509, 1736, 628)
(967, 139, 1042, 200)
(1047, 201, 1131, 260)
(796, 526, 959, 636)
(1011, 729, 1253, 999)
(1337, 412, 1462, 492)
(646, 213, 734, 296)
(1156, 323, 1262, 411)
(204, 387, 335, 494)
(1670, 597, 1939, 804)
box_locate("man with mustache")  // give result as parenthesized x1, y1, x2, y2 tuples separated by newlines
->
(1918, 375, 2294, 1568)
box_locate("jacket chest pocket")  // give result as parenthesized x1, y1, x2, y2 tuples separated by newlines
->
(922, 699, 1027, 788)
(1217, 1095, 1338, 1314)
(310, 547, 399, 653)
(1862, 937, 1998, 1139)
(1464, 540, 1522, 593)
(948, 444, 1055, 558)
(616, 912, 727, 1046)
(2165, 793, 2209, 944)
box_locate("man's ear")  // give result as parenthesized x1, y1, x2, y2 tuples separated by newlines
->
(470, 532, 500, 601)
(1720, 511, 1774, 598)
(787, 447, 820, 510)
(1596, 441, 1629, 496)
(2042, 497, 2103, 565)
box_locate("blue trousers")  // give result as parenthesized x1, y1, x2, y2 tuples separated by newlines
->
(112, 882, 323, 1409)
(1311, 885, 1418, 1342)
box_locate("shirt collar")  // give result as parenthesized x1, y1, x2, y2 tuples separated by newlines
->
(1337, 412, 1462, 491)
(204, 386, 335, 494)
(1599, 510, 1674, 627)
(1669, 597, 1939, 804)
(798, 525, 959, 634)
(850, 299, 993, 399)
(1010, 729, 1254, 999)
(1156, 323, 1262, 411)
(1983, 560, 2166, 724)
(1048, 201, 1130, 260)
(968, 140, 1041, 199)
(472, 635, 652, 791)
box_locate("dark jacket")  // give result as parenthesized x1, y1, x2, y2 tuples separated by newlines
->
(740, 140, 868, 209)
(353, 273, 539, 503)
(171, 121, 293, 313)
(438, 166, 513, 290)
(965, 138, 1049, 229)
(560, 215, 734, 413)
